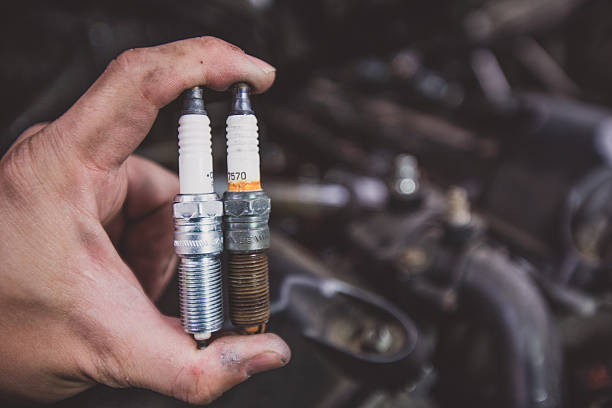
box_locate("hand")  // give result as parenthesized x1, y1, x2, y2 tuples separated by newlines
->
(0, 37, 290, 405)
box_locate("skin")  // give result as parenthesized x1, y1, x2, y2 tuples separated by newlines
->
(0, 37, 290, 405)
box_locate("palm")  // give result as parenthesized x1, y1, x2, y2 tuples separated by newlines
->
(102, 156, 178, 300)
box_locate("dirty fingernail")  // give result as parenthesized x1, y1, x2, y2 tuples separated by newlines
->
(246, 54, 276, 74)
(245, 351, 287, 376)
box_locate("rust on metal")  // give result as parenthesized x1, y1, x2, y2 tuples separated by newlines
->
(227, 252, 270, 329)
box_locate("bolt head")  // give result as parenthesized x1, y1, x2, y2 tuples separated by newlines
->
(360, 325, 393, 353)
(224, 196, 271, 217)
(173, 200, 223, 219)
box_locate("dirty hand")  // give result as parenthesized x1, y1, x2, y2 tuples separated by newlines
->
(0, 37, 290, 405)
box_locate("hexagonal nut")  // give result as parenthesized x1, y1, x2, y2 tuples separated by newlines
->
(173, 200, 223, 219)
(224, 196, 271, 217)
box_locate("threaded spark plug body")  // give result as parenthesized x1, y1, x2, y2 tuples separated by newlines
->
(224, 83, 271, 334)
(174, 87, 224, 343)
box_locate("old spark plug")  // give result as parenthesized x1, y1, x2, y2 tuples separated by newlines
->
(173, 87, 224, 345)
(223, 83, 271, 334)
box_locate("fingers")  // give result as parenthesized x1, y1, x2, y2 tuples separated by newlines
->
(52, 36, 276, 171)
(110, 309, 290, 405)
(118, 156, 178, 299)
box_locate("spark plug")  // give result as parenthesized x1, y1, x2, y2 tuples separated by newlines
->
(173, 87, 224, 345)
(223, 83, 271, 335)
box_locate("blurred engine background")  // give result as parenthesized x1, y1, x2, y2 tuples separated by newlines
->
(5, 0, 612, 407)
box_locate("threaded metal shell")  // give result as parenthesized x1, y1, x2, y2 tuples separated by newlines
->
(178, 255, 224, 334)
(227, 251, 270, 327)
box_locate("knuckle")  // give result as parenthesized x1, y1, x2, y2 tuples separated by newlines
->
(0, 138, 37, 197)
(187, 390, 217, 406)
(17, 122, 48, 142)
(196, 36, 242, 54)
(0, 126, 82, 202)
(84, 351, 129, 389)
(109, 47, 170, 108)
(108, 48, 148, 81)
(197, 36, 224, 49)
(25, 121, 48, 130)
(176, 368, 219, 405)
(75, 323, 130, 388)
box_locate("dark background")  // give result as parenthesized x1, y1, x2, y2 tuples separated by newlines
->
(5, 1, 612, 407)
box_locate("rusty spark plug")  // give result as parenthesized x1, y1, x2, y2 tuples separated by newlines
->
(223, 83, 271, 334)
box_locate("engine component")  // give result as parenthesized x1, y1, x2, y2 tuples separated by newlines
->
(223, 83, 271, 334)
(269, 233, 429, 389)
(173, 87, 224, 345)
(439, 246, 563, 408)
(390, 154, 421, 202)
(445, 187, 471, 228)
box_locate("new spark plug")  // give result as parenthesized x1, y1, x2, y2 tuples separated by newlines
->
(223, 83, 271, 334)
(173, 87, 224, 345)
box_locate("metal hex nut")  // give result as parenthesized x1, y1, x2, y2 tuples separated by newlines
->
(173, 200, 223, 219)
(224, 196, 271, 217)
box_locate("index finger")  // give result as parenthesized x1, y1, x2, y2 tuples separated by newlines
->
(52, 36, 276, 170)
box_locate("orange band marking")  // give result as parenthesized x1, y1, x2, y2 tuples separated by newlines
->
(228, 180, 262, 192)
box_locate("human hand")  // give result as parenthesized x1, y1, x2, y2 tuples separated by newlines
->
(0, 37, 289, 405)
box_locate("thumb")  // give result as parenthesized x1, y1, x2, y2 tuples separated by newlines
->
(106, 308, 290, 405)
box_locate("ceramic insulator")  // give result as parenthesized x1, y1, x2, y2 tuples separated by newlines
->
(226, 114, 261, 191)
(178, 114, 214, 194)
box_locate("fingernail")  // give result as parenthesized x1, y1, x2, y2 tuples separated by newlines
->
(246, 54, 276, 74)
(245, 351, 287, 376)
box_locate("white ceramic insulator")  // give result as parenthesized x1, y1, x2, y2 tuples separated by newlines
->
(178, 114, 214, 194)
(194, 332, 212, 341)
(226, 114, 261, 186)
